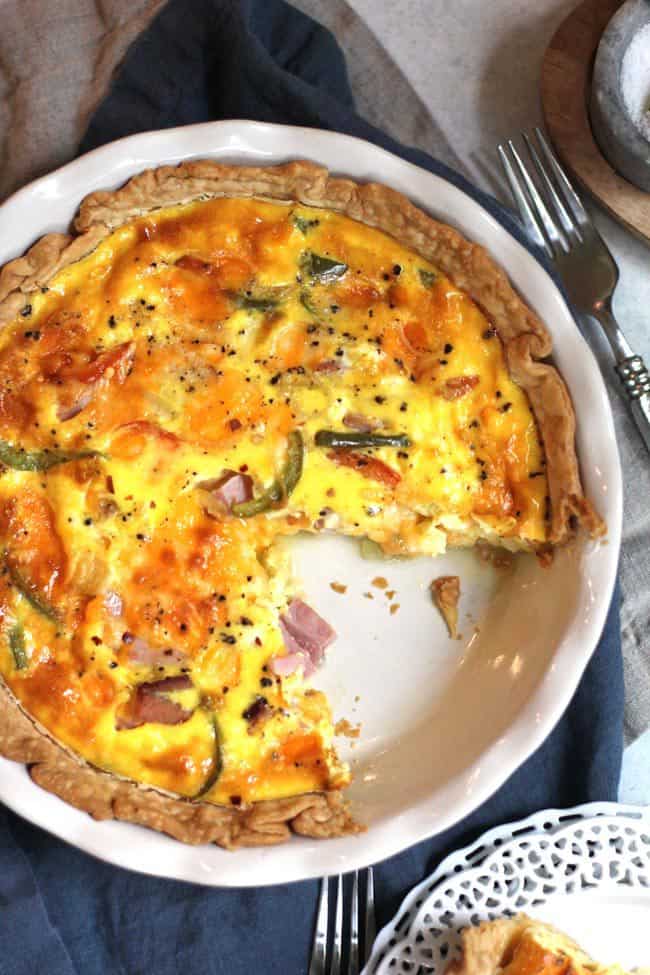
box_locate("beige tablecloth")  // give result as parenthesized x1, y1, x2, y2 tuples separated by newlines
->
(1, 0, 648, 741)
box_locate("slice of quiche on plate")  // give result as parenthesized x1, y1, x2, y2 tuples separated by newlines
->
(452, 915, 648, 975)
(0, 161, 603, 848)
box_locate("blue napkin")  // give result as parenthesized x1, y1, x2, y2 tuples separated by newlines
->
(1, 2, 623, 973)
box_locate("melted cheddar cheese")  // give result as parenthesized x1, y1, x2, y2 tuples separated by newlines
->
(0, 198, 548, 803)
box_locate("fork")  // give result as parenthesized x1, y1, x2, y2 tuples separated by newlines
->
(309, 868, 376, 975)
(498, 127, 650, 454)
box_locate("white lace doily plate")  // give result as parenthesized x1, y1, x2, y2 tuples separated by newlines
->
(364, 802, 650, 973)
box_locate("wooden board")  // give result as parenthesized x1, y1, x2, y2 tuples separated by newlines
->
(541, 0, 650, 242)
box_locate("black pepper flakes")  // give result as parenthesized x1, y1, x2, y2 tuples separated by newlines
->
(242, 695, 270, 724)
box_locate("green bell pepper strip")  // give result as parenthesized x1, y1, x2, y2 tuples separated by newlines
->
(282, 429, 304, 496)
(231, 431, 304, 518)
(300, 252, 348, 283)
(234, 286, 291, 313)
(0, 439, 103, 472)
(231, 480, 283, 518)
(314, 430, 411, 449)
(299, 289, 320, 317)
(418, 268, 437, 289)
(8, 623, 27, 670)
(193, 712, 223, 800)
(293, 215, 320, 235)
(6, 560, 60, 622)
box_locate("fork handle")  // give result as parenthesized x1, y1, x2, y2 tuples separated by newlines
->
(592, 305, 650, 455)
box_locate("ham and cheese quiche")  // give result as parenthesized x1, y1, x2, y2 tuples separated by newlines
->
(0, 161, 602, 848)
(452, 915, 646, 975)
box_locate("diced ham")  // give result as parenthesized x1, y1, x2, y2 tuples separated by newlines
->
(126, 636, 187, 668)
(197, 471, 253, 513)
(270, 650, 311, 678)
(115, 675, 193, 730)
(283, 598, 337, 654)
(342, 413, 383, 433)
(271, 598, 336, 678)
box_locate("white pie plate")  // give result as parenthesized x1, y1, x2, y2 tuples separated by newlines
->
(365, 803, 650, 973)
(0, 122, 622, 886)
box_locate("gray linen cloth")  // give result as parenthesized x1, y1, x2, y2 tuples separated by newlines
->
(0, 0, 647, 740)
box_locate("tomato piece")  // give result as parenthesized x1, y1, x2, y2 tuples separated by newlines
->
(0, 491, 67, 600)
(326, 450, 401, 487)
(110, 420, 183, 459)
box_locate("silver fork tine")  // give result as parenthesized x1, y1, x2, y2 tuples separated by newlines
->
(349, 871, 360, 975)
(498, 131, 650, 453)
(507, 139, 567, 256)
(364, 866, 376, 963)
(309, 878, 329, 975)
(330, 874, 343, 975)
(534, 127, 592, 228)
(497, 143, 548, 254)
(522, 132, 581, 244)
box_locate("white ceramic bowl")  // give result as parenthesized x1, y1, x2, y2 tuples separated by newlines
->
(0, 122, 621, 886)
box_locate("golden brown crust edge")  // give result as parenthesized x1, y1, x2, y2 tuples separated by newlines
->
(0, 680, 359, 847)
(0, 159, 604, 846)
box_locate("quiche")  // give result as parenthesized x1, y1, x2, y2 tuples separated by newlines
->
(0, 161, 601, 848)
(451, 915, 646, 975)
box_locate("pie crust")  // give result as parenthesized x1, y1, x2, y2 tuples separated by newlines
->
(0, 161, 603, 848)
